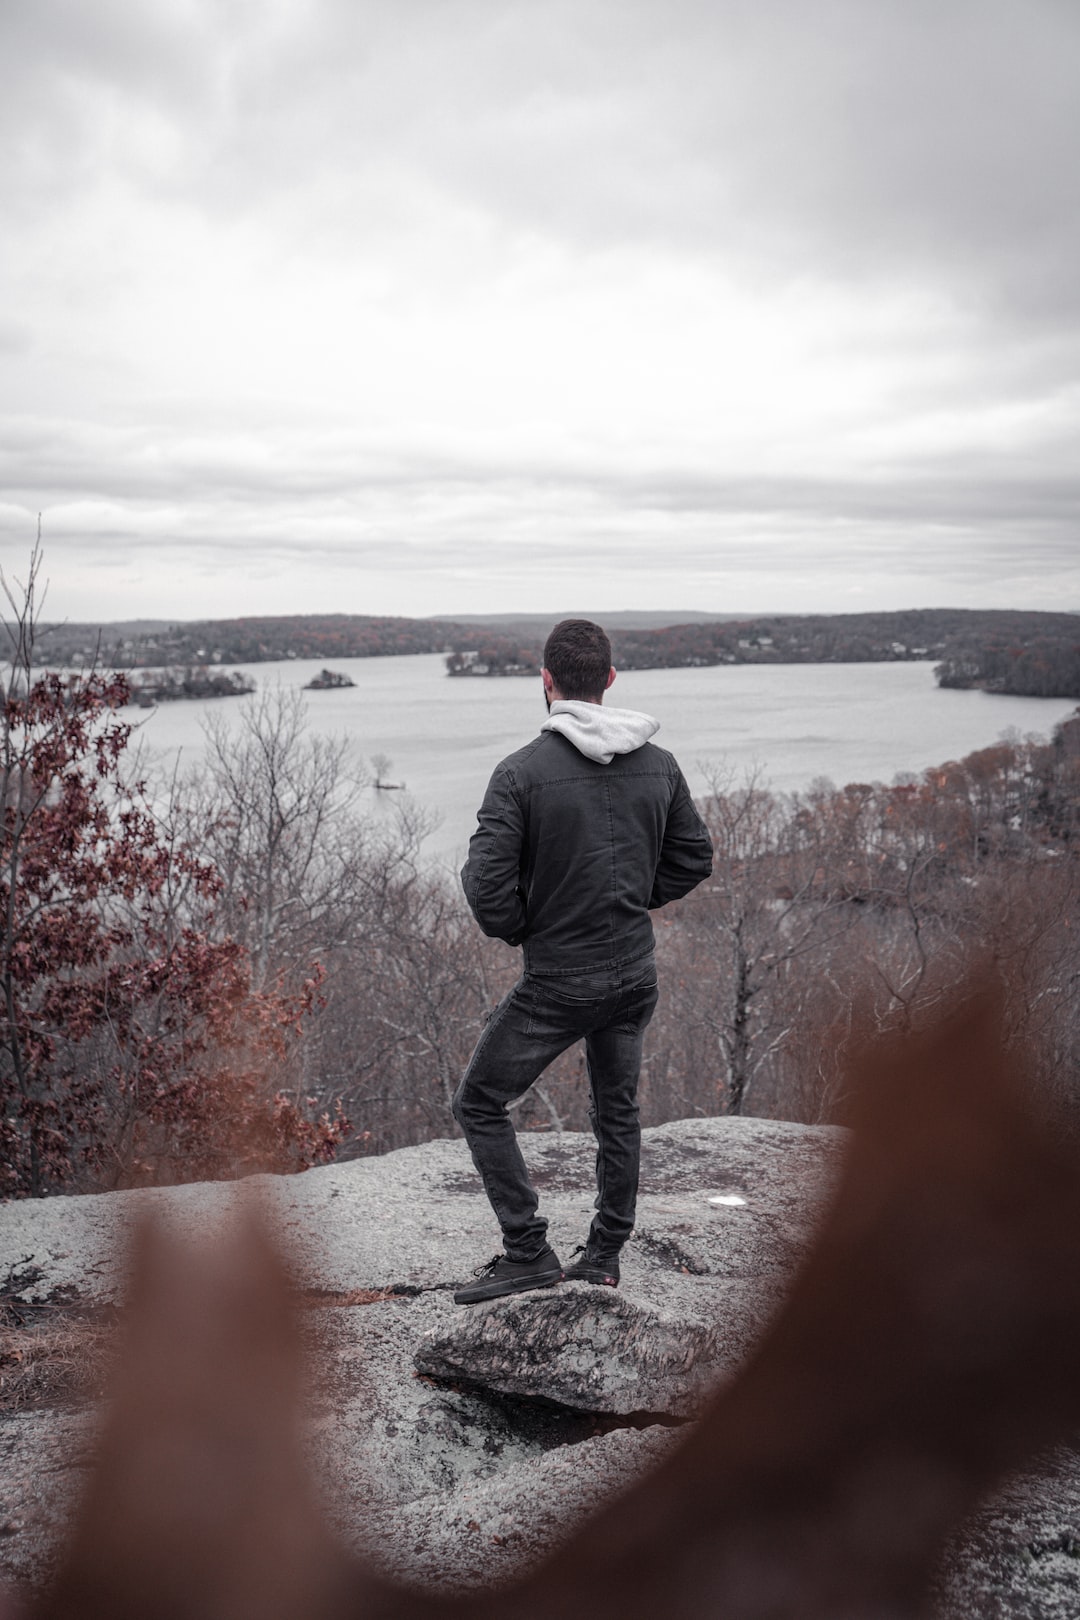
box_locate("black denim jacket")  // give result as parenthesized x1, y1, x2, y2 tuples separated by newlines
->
(461, 729, 713, 974)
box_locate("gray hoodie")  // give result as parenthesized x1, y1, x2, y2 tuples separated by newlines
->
(541, 700, 660, 764)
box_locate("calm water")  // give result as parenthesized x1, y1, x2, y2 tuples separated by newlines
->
(128, 656, 1078, 870)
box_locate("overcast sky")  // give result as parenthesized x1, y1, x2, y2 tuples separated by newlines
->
(1, 0, 1078, 623)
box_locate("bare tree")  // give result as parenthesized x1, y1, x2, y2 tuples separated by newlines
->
(171, 688, 482, 1153)
(195, 688, 372, 988)
(667, 768, 854, 1115)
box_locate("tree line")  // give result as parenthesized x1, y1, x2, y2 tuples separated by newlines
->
(35, 607, 1080, 702)
(37, 613, 472, 670)
(935, 631, 1080, 698)
(444, 609, 1080, 698)
(4, 555, 1078, 1196)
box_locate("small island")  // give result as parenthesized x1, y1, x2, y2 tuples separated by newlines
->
(127, 667, 255, 707)
(304, 668, 356, 690)
(445, 648, 540, 678)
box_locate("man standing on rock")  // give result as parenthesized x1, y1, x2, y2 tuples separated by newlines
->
(452, 618, 713, 1304)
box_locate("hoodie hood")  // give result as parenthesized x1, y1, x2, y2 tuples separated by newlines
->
(541, 700, 659, 764)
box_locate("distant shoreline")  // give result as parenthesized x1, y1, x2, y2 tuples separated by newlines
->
(28, 606, 1080, 700)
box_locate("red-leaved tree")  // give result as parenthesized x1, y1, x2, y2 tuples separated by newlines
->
(0, 546, 344, 1197)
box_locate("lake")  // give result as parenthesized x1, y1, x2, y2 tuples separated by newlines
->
(127, 656, 1078, 871)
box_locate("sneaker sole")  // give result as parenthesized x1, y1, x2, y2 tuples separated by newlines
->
(453, 1269, 563, 1306)
(563, 1269, 619, 1287)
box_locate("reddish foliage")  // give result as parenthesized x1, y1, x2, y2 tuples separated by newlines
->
(0, 661, 344, 1197)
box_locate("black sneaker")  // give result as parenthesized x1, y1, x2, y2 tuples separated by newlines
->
(563, 1245, 620, 1287)
(453, 1248, 563, 1305)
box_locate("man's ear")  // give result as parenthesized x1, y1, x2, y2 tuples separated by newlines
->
(605, 666, 616, 690)
(542, 667, 556, 698)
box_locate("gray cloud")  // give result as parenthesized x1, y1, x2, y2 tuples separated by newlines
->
(1, 0, 1078, 619)
(232, 1, 1080, 331)
(7, 1, 1077, 294)
(4, 401, 1077, 531)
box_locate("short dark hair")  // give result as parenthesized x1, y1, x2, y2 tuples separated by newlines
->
(543, 619, 612, 701)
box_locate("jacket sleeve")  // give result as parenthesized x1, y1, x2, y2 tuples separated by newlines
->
(460, 765, 529, 945)
(649, 769, 713, 909)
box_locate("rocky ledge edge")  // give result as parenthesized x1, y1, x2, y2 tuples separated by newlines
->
(1, 1115, 1078, 1615)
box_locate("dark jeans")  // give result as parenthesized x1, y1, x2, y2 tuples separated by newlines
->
(451, 954, 659, 1262)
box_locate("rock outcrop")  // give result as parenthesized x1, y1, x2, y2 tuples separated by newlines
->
(415, 1280, 781, 1417)
(2, 1114, 1078, 1613)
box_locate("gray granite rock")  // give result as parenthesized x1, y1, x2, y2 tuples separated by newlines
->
(4, 1113, 1078, 1617)
(346, 1424, 684, 1594)
(414, 1278, 780, 1416)
(0, 1115, 843, 1309)
(933, 1448, 1080, 1620)
(0, 1115, 840, 1600)
(0, 1410, 95, 1592)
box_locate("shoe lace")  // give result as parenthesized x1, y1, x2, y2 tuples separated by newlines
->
(569, 1245, 586, 1259)
(471, 1254, 503, 1279)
